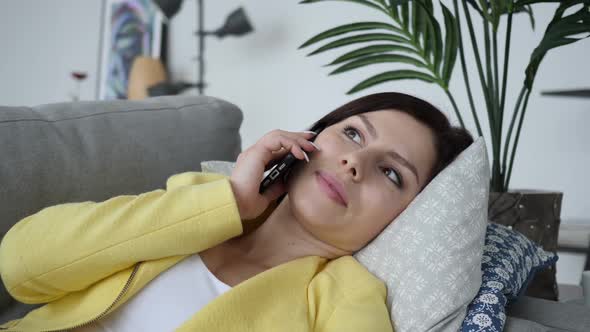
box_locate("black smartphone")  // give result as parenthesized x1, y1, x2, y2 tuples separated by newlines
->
(258, 152, 300, 194)
(258, 135, 317, 194)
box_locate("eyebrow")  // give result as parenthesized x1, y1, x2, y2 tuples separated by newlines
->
(356, 114, 420, 185)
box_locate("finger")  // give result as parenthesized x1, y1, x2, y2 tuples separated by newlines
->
(278, 129, 316, 137)
(264, 152, 288, 171)
(265, 146, 297, 171)
(294, 130, 318, 138)
(264, 130, 316, 152)
(296, 137, 319, 152)
(265, 144, 314, 171)
(282, 134, 315, 160)
(278, 132, 321, 155)
(255, 129, 317, 170)
(258, 134, 306, 165)
(291, 144, 309, 163)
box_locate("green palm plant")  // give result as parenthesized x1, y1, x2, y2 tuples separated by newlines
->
(299, 0, 590, 192)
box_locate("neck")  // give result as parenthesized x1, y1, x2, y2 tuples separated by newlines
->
(227, 195, 351, 269)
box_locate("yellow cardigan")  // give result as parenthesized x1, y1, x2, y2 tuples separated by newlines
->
(0, 172, 393, 332)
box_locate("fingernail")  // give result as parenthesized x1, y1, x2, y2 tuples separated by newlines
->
(302, 151, 310, 163)
(301, 130, 317, 135)
(309, 141, 321, 151)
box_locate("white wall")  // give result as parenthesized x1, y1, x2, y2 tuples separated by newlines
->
(1, 0, 589, 284)
(167, 0, 590, 222)
(0, 0, 102, 105)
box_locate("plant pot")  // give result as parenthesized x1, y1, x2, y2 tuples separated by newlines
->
(488, 190, 564, 301)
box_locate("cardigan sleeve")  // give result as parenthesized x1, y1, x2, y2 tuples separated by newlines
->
(0, 172, 243, 304)
(321, 283, 394, 332)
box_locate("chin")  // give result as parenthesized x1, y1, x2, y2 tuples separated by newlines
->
(290, 188, 346, 229)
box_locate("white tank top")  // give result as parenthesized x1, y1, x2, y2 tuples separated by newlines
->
(73, 253, 232, 332)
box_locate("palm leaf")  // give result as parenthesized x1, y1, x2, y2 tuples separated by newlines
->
(300, 0, 454, 93)
(329, 54, 428, 75)
(515, 0, 565, 7)
(347, 70, 437, 94)
(401, 1, 409, 30)
(489, 0, 513, 29)
(327, 44, 418, 65)
(420, 2, 443, 75)
(397, 1, 445, 78)
(299, 0, 388, 13)
(441, 3, 459, 85)
(521, 5, 535, 30)
(465, 0, 485, 18)
(422, 12, 434, 63)
(411, 0, 425, 48)
(388, 1, 441, 61)
(306, 33, 411, 56)
(388, 0, 401, 20)
(387, 0, 410, 5)
(299, 22, 404, 48)
(467, 0, 536, 30)
(524, 0, 590, 89)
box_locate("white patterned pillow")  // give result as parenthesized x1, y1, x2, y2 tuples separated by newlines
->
(201, 160, 236, 176)
(201, 137, 490, 332)
(354, 136, 490, 332)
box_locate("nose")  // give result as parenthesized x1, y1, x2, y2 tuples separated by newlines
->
(340, 153, 363, 181)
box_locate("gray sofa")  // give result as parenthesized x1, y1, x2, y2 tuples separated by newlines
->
(0, 95, 588, 331)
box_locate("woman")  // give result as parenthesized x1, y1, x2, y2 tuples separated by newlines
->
(0, 92, 473, 332)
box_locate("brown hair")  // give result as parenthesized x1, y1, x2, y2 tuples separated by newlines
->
(305, 92, 474, 190)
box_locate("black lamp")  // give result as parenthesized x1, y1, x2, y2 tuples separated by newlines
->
(151, 0, 254, 96)
(210, 7, 254, 38)
(154, 0, 183, 20)
(541, 89, 590, 98)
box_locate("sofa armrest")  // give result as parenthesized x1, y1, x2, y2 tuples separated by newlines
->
(504, 316, 556, 332)
(507, 296, 590, 332)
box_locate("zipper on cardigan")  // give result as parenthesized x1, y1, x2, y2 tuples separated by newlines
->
(58, 262, 143, 331)
(1, 262, 143, 332)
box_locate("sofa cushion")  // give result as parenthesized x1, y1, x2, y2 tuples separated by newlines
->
(0, 95, 243, 317)
(460, 223, 558, 332)
(353, 137, 489, 332)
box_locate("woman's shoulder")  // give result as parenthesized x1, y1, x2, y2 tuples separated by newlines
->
(321, 256, 386, 292)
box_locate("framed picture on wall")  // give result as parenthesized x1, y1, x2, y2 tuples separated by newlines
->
(96, 0, 164, 100)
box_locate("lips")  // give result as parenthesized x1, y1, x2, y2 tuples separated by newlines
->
(316, 170, 348, 207)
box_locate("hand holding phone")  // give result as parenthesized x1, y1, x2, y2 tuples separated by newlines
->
(258, 152, 299, 194)
(229, 130, 319, 220)
(259, 130, 320, 194)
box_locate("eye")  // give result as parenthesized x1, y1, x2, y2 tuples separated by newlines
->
(342, 125, 403, 188)
(343, 125, 362, 143)
(382, 167, 403, 187)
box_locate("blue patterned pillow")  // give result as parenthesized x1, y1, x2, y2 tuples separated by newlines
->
(460, 223, 558, 332)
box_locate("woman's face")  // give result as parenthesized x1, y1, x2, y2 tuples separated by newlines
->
(286, 110, 437, 253)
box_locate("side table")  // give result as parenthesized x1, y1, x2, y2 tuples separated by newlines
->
(557, 219, 590, 302)
(558, 220, 590, 270)
(565, 298, 586, 306)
